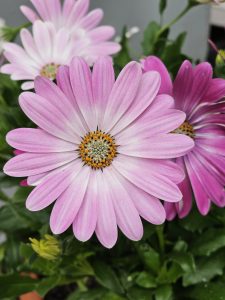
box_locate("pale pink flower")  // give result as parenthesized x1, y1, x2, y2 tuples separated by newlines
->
(1, 0, 120, 90)
(20, 0, 120, 64)
(4, 57, 194, 248)
(143, 56, 225, 219)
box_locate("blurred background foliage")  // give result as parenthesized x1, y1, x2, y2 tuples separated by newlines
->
(0, 1, 225, 299)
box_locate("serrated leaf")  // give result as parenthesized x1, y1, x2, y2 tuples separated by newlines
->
(183, 250, 225, 286)
(191, 228, 225, 256)
(187, 281, 225, 300)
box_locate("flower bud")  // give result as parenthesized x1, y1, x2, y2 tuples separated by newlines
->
(29, 235, 61, 261)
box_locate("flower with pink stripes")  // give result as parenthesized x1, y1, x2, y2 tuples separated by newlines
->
(143, 56, 225, 219)
(1, 0, 120, 90)
(20, 0, 120, 64)
(4, 57, 194, 248)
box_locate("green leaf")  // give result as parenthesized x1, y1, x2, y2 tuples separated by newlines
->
(136, 243, 160, 273)
(36, 276, 61, 297)
(67, 288, 106, 300)
(187, 281, 225, 300)
(159, 0, 167, 15)
(191, 228, 225, 256)
(127, 287, 153, 300)
(92, 261, 124, 294)
(183, 250, 225, 286)
(135, 272, 157, 288)
(155, 285, 173, 300)
(170, 252, 195, 273)
(0, 274, 39, 298)
(142, 21, 161, 55)
(114, 26, 131, 70)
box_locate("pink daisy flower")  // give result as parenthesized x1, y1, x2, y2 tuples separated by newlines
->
(20, 0, 120, 64)
(1, 1, 120, 90)
(143, 56, 225, 219)
(4, 57, 194, 248)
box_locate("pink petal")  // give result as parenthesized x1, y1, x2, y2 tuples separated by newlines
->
(196, 136, 225, 156)
(7, 128, 76, 153)
(105, 168, 143, 241)
(34, 76, 86, 136)
(164, 202, 177, 221)
(142, 56, 173, 95)
(191, 151, 225, 207)
(26, 161, 81, 211)
(114, 169, 166, 225)
(175, 158, 192, 218)
(113, 155, 182, 202)
(173, 60, 193, 111)
(116, 109, 186, 144)
(103, 62, 142, 131)
(184, 62, 212, 115)
(67, 0, 90, 25)
(50, 166, 90, 234)
(63, 0, 76, 18)
(79, 9, 103, 30)
(92, 56, 115, 127)
(111, 71, 161, 135)
(4, 152, 77, 177)
(119, 133, 194, 159)
(89, 26, 115, 42)
(185, 155, 210, 215)
(20, 5, 39, 22)
(95, 172, 118, 248)
(19, 92, 80, 143)
(70, 57, 97, 131)
(30, 0, 50, 20)
(203, 78, 225, 103)
(73, 171, 98, 242)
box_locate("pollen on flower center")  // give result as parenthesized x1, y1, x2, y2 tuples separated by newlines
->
(40, 63, 60, 80)
(173, 121, 195, 139)
(79, 130, 118, 169)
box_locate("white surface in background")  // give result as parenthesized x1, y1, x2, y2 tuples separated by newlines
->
(210, 3, 225, 27)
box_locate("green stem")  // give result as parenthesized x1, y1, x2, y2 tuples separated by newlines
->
(158, 2, 197, 37)
(156, 225, 165, 254)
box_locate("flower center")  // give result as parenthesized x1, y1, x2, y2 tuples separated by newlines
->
(79, 130, 118, 169)
(173, 121, 195, 139)
(40, 63, 60, 80)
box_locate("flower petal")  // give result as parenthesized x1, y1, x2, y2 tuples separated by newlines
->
(6, 128, 76, 153)
(73, 171, 98, 241)
(95, 171, 118, 248)
(119, 134, 194, 159)
(50, 166, 90, 234)
(26, 161, 81, 211)
(142, 56, 173, 95)
(4, 152, 77, 177)
(105, 168, 143, 241)
(113, 155, 182, 202)
(102, 61, 142, 131)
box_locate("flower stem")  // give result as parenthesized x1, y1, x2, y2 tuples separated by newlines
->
(158, 2, 198, 37)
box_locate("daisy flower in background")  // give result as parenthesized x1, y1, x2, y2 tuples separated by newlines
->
(20, 0, 120, 64)
(1, 0, 120, 90)
(4, 57, 193, 248)
(143, 56, 225, 219)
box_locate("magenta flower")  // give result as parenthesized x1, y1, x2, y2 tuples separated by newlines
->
(4, 57, 193, 248)
(143, 56, 225, 219)
(1, 1, 120, 90)
(20, 0, 120, 64)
